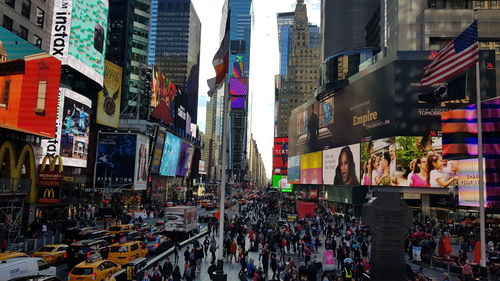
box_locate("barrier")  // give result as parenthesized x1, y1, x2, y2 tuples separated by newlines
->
(113, 229, 208, 280)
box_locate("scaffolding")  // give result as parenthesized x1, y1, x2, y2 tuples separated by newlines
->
(0, 199, 25, 250)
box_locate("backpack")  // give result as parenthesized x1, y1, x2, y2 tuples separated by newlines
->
(189, 252, 195, 261)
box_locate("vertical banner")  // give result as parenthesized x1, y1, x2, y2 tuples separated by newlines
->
(300, 151, 323, 184)
(273, 137, 288, 175)
(458, 159, 486, 207)
(134, 134, 149, 190)
(150, 129, 166, 174)
(287, 156, 300, 184)
(97, 60, 122, 128)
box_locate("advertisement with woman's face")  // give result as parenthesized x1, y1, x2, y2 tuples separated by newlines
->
(323, 144, 360, 185)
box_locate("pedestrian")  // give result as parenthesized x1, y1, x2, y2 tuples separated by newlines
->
(140, 270, 152, 281)
(174, 243, 180, 264)
(195, 245, 204, 272)
(304, 245, 312, 263)
(461, 260, 473, 281)
(152, 266, 163, 281)
(229, 240, 237, 263)
(270, 253, 278, 280)
(210, 238, 217, 264)
(172, 266, 182, 281)
(203, 237, 210, 256)
(184, 264, 195, 281)
(163, 258, 173, 278)
(208, 261, 217, 280)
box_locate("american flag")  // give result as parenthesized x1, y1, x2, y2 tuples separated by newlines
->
(421, 20, 479, 86)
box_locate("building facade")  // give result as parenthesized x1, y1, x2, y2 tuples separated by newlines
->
(0, 0, 54, 51)
(275, 0, 321, 138)
(320, 0, 379, 61)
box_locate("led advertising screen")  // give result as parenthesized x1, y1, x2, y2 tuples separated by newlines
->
(273, 138, 288, 175)
(159, 132, 181, 176)
(322, 144, 360, 185)
(300, 151, 323, 184)
(150, 129, 166, 174)
(231, 97, 245, 109)
(176, 142, 194, 176)
(134, 134, 149, 190)
(272, 175, 293, 192)
(94, 133, 136, 189)
(230, 78, 248, 96)
(50, 0, 109, 86)
(359, 137, 396, 186)
(0, 27, 62, 138)
(287, 155, 300, 184)
(97, 60, 122, 128)
(457, 159, 487, 207)
(151, 65, 176, 124)
(59, 89, 92, 167)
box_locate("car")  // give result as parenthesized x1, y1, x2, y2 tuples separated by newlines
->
(0, 251, 29, 261)
(68, 254, 121, 281)
(145, 235, 173, 254)
(78, 230, 110, 241)
(0, 257, 56, 280)
(155, 220, 165, 227)
(132, 223, 151, 231)
(113, 230, 146, 244)
(108, 224, 133, 235)
(32, 244, 68, 265)
(65, 239, 109, 268)
(107, 241, 148, 265)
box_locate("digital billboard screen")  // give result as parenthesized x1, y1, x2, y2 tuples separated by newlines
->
(151, 65, 176, 124)
(273, 138, 288, 175)
(176, 142, 194, 176)
(159, 132, 181, 176)
(59, 89, 92, 167)
(230, 78, 248, 96)
(134, 134, 149, 190)
(360, 137, 395, 186)
(272, 175, 293, 192)
(97, 60, 122, 128)
(300, 151, 323, 184)
(95, 133, 136, 189)
(287, 156, 300, 184)
(231, 97, 245, 109)
(50, 0, 109, 86)
(150, 129, 166, 174)
(0, 27, 62, 138)
(323, 144, 360, 185)
(457, 159, 486, 207)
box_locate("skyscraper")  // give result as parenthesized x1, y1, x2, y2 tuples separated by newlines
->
(275, 0, 321, 138)
(148, 0, 201, 123)
(107, 0, 151, 119)
(320, 0, 379, 60)
(277, 12, 295, 76)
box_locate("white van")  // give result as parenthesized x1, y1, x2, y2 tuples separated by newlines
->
(0, 257, 56, 280)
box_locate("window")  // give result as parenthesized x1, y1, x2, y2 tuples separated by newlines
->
(35, 80, 47, 114)
(5, 0, 15, 8)
(2, 15, 13, 31)
(33, 35, 42, 48)
(21, 0, 31, 19)
(36, 7, 44, 27)
(37, 259, 50, 271)
(0, 79, 11, 108)
(20, 25, 28, 40)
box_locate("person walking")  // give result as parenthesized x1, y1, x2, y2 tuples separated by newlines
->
(203, 237, 210, 257)
(163, 258, 173, 278)
(270, 253, 278, 280)
(209, 238, 218, 264)
(151, 266, 163, 281)
(229, 240, 237, 263)
(183, 264, 195, 281)
(174, 243, 180, 264)
(172, 266, 182, 281)
(304, 245, 312, 263)
(140, 270, 152, 281)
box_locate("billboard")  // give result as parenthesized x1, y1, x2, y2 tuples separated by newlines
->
(360, 137, 395, 186)
(199, 160, 207, 175)
(95, 133, 136, 189)
(0, 27, 62, 138)
(231, 97, 245, 109)
(134, 134, 149, 190)
(50, 0, 108, 85)
(457, 159, 487, 207)
(287, 155, 300, 184)
(151, 65, 176, 124)
(176, 142, 194, 176)
(273, 138, 288, 175)
(159, 132, 181, 176)
(300, 151, 323, 184)
(150, 129, 166, 174)
(59, 89, 91, 167)
(97, 60, 122, 127)
(323, 144, 360, 185)
(230, 78, 248, 96)
(272, 175, 293, 192)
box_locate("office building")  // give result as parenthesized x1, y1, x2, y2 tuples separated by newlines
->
(275, 0, 321, 138)
(320, 0, 379, 61)
(0, 0, 53, 51)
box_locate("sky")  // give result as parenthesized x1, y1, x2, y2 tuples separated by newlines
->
(192, 0, 321, 179)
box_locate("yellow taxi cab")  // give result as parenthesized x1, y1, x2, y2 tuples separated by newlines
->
(107, 241, 148, 265)
(108, 224, 133, 235)
(68, 254, 121, 281)
(0, 251, 29, 261)
(32, 244, 68, 265)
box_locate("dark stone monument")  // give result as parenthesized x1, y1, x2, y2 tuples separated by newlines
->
(363, 191, 413, 281)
